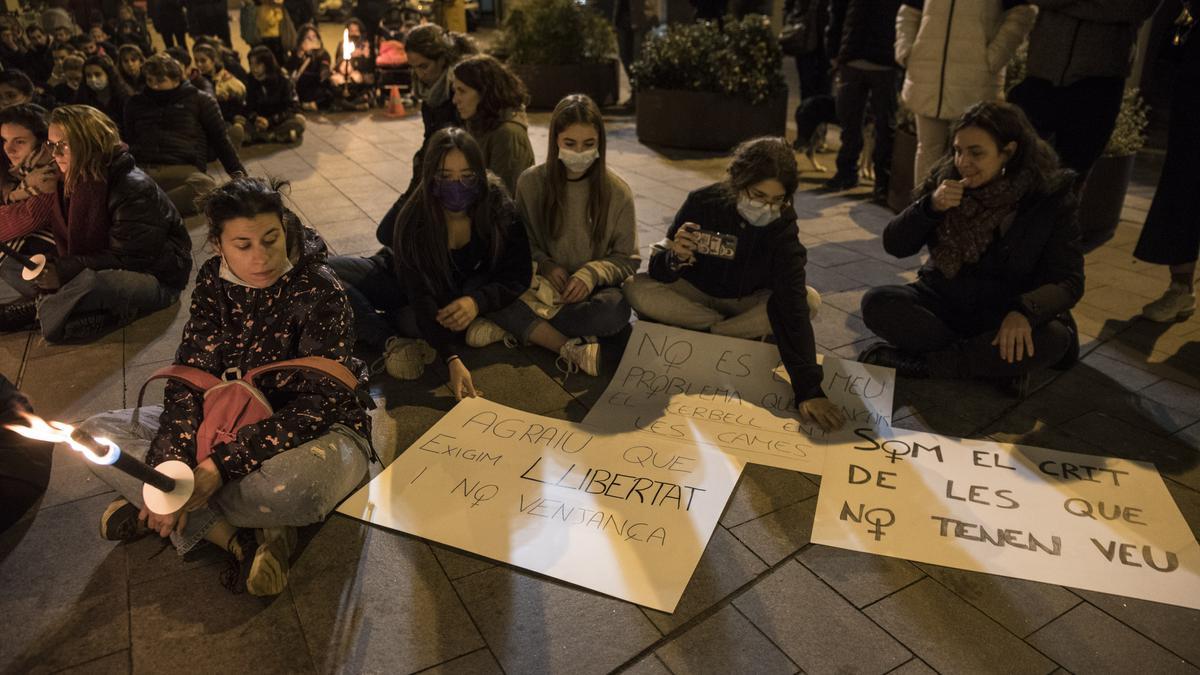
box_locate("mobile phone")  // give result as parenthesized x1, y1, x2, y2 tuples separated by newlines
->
(691, 229, 738, 259)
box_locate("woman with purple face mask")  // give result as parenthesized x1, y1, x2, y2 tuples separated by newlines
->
(329, 128, 531, 400)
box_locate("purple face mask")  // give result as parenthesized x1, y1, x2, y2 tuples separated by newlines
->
(433, 177, 481, 213)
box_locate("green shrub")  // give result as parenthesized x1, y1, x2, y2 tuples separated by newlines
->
(497, 0, 617, 65)
(1104, 87, 1149, 157)
(630, 15, 787, 105)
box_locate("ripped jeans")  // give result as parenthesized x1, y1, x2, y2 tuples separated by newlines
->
(81, 406, 370, 555)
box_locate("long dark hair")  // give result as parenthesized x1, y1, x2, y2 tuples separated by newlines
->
(249, 45, 282, 78)
(83, 54, 134, 98)
(0, 103, 49, 174)
(450, 55, 528, 136)
(723, 136, 800, 203)
(394, 127, 510, 295)
(919, 101, 1064, 199)
(405, 24, 476, 65)
(543, 94, 610, 253)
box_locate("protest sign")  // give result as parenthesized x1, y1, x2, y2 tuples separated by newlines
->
(337, 397, 744, 613)
(812, 426, 1200, 610)
(582, 321, 895, 474)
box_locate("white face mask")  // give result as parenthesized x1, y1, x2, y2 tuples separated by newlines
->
(85, 75, 107, 91)
(736, 197, 782, 227)
(559, 147, 599, 175)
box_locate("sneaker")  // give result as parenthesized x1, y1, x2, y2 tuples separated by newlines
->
(557, 337, 600, 377)
(245, 526, 297, 597)
(1141, 281, 1196, 323)
(857, 342, 930, 378)
(99, 497, 146, 542)
(375, 336, 436, 380)
(465, 318, 512, 348)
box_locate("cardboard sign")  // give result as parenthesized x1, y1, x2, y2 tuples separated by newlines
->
(336, 398, 744, 613)
(812, 427, 1200, 610)
(582, 321, 895, 474)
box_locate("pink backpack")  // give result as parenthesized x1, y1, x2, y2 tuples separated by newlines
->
(136, 357, 362, 463)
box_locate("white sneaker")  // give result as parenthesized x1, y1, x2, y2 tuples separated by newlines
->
(557, 337, 600, 377)
(1141, 282, 1196, 323)
(466, 318, 513, 348)
(375, 336, 436, 380)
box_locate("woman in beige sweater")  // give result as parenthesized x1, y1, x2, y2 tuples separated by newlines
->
(469, 95, 639, 377)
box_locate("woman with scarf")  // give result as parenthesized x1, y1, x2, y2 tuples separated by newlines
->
(78, 177, 374, 597)
(0, 104, 58, 328)
(859, 101, 1083, 390)
(623, 137, 844, 432)
(0, 104, 192, 342)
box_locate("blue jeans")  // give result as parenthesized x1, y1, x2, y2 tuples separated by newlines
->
(488, 286, 631, 343)
(81, 406, 371, 555)
(36, 268, 179, 342)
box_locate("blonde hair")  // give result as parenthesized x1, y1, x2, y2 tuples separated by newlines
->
(47, 105, 122, 194)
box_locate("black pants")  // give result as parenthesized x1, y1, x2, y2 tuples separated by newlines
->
(861, 283, 1072, 379)
(834, 64, 896, 189)
(795, 49, 831, 100)
(1008, 76, 1124, 178)
(161, 26, 187, 49)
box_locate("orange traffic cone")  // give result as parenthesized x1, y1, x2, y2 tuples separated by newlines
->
(386, 85, 406, 117)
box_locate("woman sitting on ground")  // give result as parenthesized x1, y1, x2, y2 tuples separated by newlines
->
(330, 128, 532, 398)
(0, 104, 58, 326)
(241, 45, 305, 144)
(116, 44, 145, 91)
(80, 176, 374, 597)
(73, 54, 134, 131)
(469, 94, 640, 377)
(623, 136, 845, 432)
(858, 101, 1082, 391)
(0, 105, 192, 342)
(450, 54, 534, 196)
(285, 24, 333, 111)
(331, 18, 375, 111)
(194, 43, 247, 129)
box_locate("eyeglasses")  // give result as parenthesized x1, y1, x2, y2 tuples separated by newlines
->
(45, 139, 69, 155)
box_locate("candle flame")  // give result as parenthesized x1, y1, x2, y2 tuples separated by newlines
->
(342, 28, 353, 61)
(5, 412, 120, 465)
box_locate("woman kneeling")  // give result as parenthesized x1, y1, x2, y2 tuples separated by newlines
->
(80, 177, 374, 596)
(859, 101, 1083, 390)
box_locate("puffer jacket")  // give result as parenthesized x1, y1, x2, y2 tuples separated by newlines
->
(53, 149, 193, 289)
(146, 220, 373, 481)
(244, 72, 301, 125)
(896, 0, 1037, 120)
(124, 81, 246, 175)
(1025, 0, 1161, 86)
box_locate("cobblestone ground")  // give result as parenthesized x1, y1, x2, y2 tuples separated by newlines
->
(2, 101, 1198, 674)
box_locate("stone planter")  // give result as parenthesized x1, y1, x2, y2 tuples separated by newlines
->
(1078, 153, 1136, 253)
(510, 61, 620, 110)
(635, 89, 788, 151)
(887, 126, 918, 213)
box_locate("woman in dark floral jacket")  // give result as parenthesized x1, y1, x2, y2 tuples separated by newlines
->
(80, 177, 374, 597)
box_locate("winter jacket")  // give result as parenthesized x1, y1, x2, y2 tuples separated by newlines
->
(395, 180, 532, 362)
(205, 69, 248, 121)
(646, 183, 824, 402)
(472, 108, 535, 197)
(287, 49, 332, 104)
(896, 0, 1037, 120)
(882, 174, 1083, 327)
(72, 86, 129, 132)
(53, 148, 193, 290)
(245, 72, 301, 125)
(1025, 0, 1161, 86)
(146, 221, 373, 482)
(828, 0, 902, 68)
(124, 81, 246, 175)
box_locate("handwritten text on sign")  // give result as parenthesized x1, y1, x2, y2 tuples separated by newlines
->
(812, 428, 1200, 610)
(336, 398, 744, 613)
(582, 322, 895, 474)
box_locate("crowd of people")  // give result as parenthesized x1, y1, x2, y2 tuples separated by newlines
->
(1, 0, 1196, 602)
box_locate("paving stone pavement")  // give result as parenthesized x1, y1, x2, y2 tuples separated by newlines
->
(2, 104, 1199, 674)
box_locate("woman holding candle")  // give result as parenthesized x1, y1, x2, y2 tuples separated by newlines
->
(286, 24, 333, 112)
(331, 18, 375, 111)
(79, 177, 374, 597)
(0, 103, 58, 329)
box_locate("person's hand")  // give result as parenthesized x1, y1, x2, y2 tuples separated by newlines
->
(931, 178, 967, 212)
(34, 261, 60, 291)
(798, 397, 847, 432)
(183, 458, 223, 511)
(140, 506, 187, 538)
(447, 358, 480, 400)
(670, 222, 700, 263)
(558, 277, 589, 304)
(540, 261, 568, 293)
(254, 116, 269, 130)
(992, 311, 1034, 364)
(436, 296, 479, 332)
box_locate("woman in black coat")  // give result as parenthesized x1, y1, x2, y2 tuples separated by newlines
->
(1133, 4, 1199, 323)
(859, 101, 1083, 387)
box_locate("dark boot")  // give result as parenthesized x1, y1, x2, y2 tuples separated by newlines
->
(1052, 311, 1080, 371)
(60, 310, 120, 341)
(0, 298, 37, 332)
(858, 342, 930, 379)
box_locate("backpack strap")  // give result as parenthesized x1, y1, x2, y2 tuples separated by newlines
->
(136, 365, 224, 409)
(243, 356, 361, 392)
